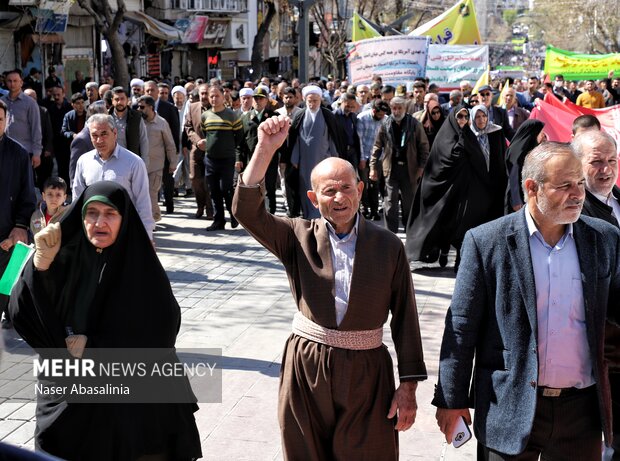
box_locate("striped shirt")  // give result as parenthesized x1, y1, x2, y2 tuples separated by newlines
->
(200, 107, 243, 159)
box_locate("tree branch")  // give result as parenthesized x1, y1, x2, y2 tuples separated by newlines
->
(76, 0, 108, 33)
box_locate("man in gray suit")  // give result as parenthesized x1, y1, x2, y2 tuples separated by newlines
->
(433, 141, 620, 460)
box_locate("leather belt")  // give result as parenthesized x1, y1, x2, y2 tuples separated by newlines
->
(538, 385, 594, 398)
(291, 312, 383, 350)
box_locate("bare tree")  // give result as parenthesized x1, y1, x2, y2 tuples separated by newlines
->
(311, 0, 351, 76)
(75, 0, 129, 88)
(251, 0, 277, 77)
(528, 0, 620, 53)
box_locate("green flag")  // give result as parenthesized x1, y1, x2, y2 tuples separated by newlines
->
(0, 242, 35, 296)
(351, 12, 381, 42)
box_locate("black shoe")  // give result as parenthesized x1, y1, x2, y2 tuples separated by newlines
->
(439, 253, 448, 268)
(166, 207, 174, 214)
(185, 189, 193, 197)
(173, 189, 179, 197)
(230, 216, 239, 229)
(195, 209, 204, 219)
(206, 221, 225, 231)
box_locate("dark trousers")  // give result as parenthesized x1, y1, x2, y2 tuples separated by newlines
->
(205, 156, 235, 225)
(359, 163, 379, 215)
(34, 154, 53, 192)
(0, 248, 12, 317)
(284, 163, 300, 217)
(478, 386, 602, 461)
(265, 157, 279, 214)
(610, 373, 620, 460)
(162, 158, 174, 212)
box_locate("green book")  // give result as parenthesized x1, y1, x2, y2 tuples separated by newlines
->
(0, 242, 35, 295)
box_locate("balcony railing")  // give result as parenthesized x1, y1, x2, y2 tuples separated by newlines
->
(172, 0, 247, 13)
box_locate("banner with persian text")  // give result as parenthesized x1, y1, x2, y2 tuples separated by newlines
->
(426, 44, 488, 89)
(346, 36, 430, 86)
(544, 45, 620, 80)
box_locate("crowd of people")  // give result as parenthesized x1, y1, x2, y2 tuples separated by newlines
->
(0, 63, 619, 461)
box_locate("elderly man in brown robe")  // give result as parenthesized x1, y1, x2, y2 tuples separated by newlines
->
(232, 115, 427, 460)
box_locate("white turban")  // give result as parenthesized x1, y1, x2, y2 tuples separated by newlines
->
(302, 85, 322, 98)
(171, 85, 186, 96)
(239, 88, 254, 97)
(130, 78, 145, 88)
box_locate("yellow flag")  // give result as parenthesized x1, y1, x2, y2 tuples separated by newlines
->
(497, 79, 510, 106)
(351, 12, 382, 42)
(410, 0, 481, 45)
(471, 66, 489, 95)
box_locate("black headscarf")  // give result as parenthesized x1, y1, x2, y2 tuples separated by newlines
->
(9, 181, 201, 460)
(505, 119, 545, 213)
(406, 104, 506, 262)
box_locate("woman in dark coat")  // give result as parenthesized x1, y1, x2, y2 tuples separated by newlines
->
(419, 98, 446, 149)
(504, 119, 547, 213)
(9, 181, 202, 461)
(406, 104, 507, 270)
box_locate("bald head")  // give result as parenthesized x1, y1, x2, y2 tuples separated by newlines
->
(310, 157, 358, 191)
(24, 88, 37, 101)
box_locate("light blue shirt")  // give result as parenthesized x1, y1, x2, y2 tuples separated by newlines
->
(1, 91, 42, 156)
(325, 214, 359, 326)
(525, 207, 594, 389)
(73, 144, 155, 239)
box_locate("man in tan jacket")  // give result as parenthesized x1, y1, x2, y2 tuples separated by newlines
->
(184, 83, 213, 219)
(370, 97, 430, 233)
(233, 115, 427, 461)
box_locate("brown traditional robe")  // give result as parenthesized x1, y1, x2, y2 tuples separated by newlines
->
(232, 182, 427, 461)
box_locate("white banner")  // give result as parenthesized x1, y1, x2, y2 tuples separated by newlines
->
(346, 36, 430, 86)
(426, 44, 488, 89)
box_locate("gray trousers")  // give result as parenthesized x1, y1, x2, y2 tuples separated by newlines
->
(383, 163, 413, 233)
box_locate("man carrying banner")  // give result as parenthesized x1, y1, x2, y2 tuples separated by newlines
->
(0, 100, 36, 329)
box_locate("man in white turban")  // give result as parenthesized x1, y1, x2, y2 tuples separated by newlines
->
(282, 85, 346, 218)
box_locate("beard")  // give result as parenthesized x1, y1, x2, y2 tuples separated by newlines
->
(392, 113, 405, 122)
(536, 192, 583, 225)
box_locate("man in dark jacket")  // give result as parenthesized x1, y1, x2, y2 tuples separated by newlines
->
(237, 87, 276, 212)
(0, 100, 36, 328)
(370, 97, 429, 233)
(108, 86, 148, 159)
(434, 141, 620, 460)
(333, 92, 361, 169)
(45, 85, 72, 187)
(24, 89, 53, 191)
(574, 130, 620, 460)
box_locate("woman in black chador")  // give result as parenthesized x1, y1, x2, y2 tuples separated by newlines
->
(10, 181, 202, 461)
(504, 119, 547, 213)
(406, 104, 507, 270)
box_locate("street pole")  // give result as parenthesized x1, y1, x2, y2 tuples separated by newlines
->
(291, 0, 317, 82)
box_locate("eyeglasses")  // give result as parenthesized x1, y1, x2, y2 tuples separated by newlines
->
(456, 113, 469, 120)
(479, 92, 492, 97)
(137, 105, 146, 110)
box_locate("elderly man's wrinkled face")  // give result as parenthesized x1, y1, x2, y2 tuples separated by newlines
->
(253, 96, 268, 112)
(504, 89, 516, 107)
(241, 95, 253, 111)
(305, 93, 322, 111)
(83, 202, 122, 248)
(307, 159, 364, 234)
(131, 85, 143, 97)
(582, 141, 618, 196)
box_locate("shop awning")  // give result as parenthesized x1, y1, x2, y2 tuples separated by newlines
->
(31, 33, 65, 44)
(124, 11, 182, 41)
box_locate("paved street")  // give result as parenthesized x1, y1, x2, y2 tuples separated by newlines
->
(0, 196, 476, 460)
